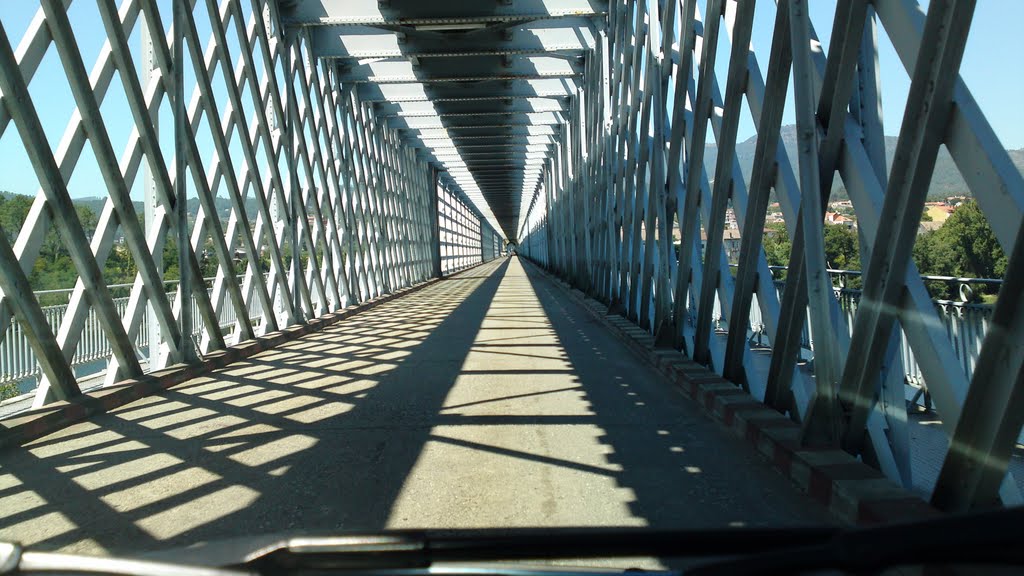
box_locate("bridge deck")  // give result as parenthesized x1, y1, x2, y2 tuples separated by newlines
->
(0, 257, 830, 556)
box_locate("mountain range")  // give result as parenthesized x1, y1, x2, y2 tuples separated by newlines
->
(704, 124, 1024, 200)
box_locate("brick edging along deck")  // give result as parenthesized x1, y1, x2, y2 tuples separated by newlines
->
(520, 257, 940, 526)
(0, 259, 500, 451)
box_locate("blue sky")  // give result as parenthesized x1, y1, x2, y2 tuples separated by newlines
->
(737, 0, 1024, 150)
(0, 0, 1021, 201)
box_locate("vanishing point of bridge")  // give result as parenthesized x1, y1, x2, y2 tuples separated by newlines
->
(0, 0, 1022, 555)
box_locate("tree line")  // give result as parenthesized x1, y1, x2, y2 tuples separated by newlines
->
(0, 193, 246, 306)
(761, 200, 1005, 301)
(0, 192, 335, 309)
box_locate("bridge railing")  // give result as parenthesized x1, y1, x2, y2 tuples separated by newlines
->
(0, 277, 267, 396)
(738, 268, 998, 409)
(0, 0, 458, 411)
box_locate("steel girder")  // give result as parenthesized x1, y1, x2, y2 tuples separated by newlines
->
(374, 99, 569, 117)
(280, 0, 605, 26)
(308, 21, 595, 60)
(516, 0, 1024, 511)
(388, 112, 567, 130)
(0, 0, 450, 410)
(277, 0, 598, 239)
(336, 56, 584, 84)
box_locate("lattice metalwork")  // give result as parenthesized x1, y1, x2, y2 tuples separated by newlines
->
(520, 0, 1024, 512)
(278, 0, 604, 241)
(437, 180, 500, 275)
(3, 0, 1021, 517)
(0, 0, 495, 410)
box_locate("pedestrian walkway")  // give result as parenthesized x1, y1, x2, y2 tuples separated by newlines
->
(0, 257, 830, 556)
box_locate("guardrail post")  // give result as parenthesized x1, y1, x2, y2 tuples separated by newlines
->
(142, 9, 162, 371)
(173, 0, 195, 363)
(429, 167, 442, 278)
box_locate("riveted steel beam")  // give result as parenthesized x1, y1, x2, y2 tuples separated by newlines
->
(357, 78, 578, 101)
(422, 143, 554, 151)
(282, 0, 604, 26)
(406, 134, 556, 146)
(723, 2, 791, 398)
(692, 0, 755, 366)
(386, 112, 565, 130)
(403, 126, 561, 139)
(374, 98, 569, 116)
(337, 55, 583, 83)
(838, 0, 976, 454)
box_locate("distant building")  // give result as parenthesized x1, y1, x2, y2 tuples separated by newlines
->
(924, 203, 956, 223)
(722, 229, 742, 261)
(724, 208, 738, 229)
(824, 211, 855, 228)
(699, 229, 743, 262)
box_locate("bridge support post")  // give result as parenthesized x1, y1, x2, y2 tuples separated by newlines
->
(142, 9, 163, 373)
(173, 0, 195, 363)
(429, 167, 442, 278)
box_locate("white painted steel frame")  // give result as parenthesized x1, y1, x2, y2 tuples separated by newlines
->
(435, 180, 501, 275)
(0, 0, 1019, 514)
(0, 0, 436, 410)
(518, 0, 1023, 510)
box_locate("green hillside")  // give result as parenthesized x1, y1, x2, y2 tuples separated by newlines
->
(704, 125, 1024, 199)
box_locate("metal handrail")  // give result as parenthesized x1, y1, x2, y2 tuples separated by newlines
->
(1, 277, 263, 393)
(1, 267, 1002, 414)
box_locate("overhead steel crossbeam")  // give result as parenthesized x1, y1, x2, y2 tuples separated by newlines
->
(279, 0, 604, 26)
(308, 20, 594, 59)
(374, 98, 569, 117)
(280, 0, 603, 239)
(517, 0, 1024, 512)
(388, 112, 567, 130)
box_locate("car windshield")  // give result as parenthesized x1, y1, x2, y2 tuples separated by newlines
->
(2, 258, 832, 569)
(1, 0, 1023, 574)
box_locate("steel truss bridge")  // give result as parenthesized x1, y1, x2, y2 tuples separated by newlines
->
(0, 0, 1022, 544)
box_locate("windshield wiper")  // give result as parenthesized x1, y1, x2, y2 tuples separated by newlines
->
(686, 506, 1024, 575)
(2, 507, 1022, 575)
(0, 541, 250, 576)
(240, 527, 838, 572)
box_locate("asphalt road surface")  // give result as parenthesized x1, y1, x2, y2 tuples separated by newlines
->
(0, 257, 832, 562)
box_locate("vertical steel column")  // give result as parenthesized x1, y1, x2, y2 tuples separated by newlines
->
(789, 0, 841, 445)
(281, 31, 305, 321)
(724, 4, 792, 394)
(173, 0, 194, 362)
(618, 5, 647, 318)
(631, 0, 656, 328)
(429, 168, 442, 278)
(664, 0, 699, 348)
(649, 0, 675, 340)
(676, 0, 723, 357)
(141, 8, 163, 370)
(693, 0, 755, 365)
(838, 0, 976, 453)
(609, 0, 635, 308)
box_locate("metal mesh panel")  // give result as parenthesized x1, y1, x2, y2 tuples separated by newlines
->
(517, 0, 1024, 510)
(0, 0, 436, 408)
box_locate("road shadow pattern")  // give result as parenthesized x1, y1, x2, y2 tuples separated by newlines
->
(0, 257, 829, 557)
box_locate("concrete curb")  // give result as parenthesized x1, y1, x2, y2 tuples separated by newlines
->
(0, 260, 496, 451)
(522, 259, 940, 526)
